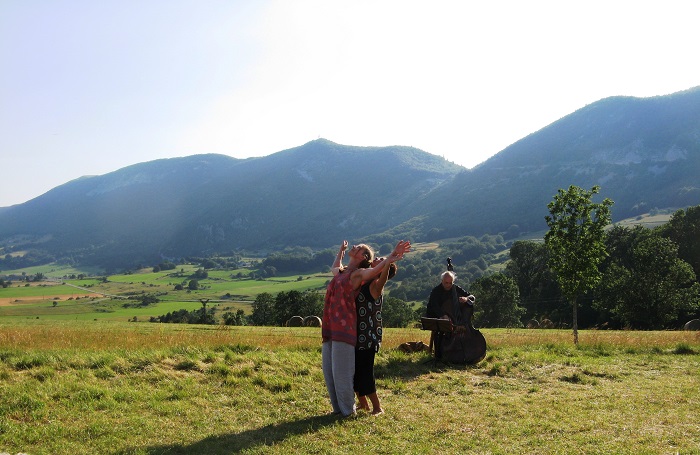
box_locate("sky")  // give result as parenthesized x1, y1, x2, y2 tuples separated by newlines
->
(2, 0, 699, 207)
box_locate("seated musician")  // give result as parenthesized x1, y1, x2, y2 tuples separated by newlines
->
(426, 270, 475, 325)
(426, 271, 475, 359)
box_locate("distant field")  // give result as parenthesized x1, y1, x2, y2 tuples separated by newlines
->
(0, 267, 333, 322)
(614, 212, 673, 228)
(0, 283, 97, 301)
(0, 262, 104, 277)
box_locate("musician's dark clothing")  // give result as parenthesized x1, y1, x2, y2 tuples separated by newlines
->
(426, 283, 470, 319)
(427, 282, 470, 361)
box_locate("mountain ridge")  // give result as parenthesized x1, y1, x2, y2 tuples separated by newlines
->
(1, 87, 699, 269)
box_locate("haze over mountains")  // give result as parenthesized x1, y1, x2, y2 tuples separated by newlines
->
(1, 87, 699, 270)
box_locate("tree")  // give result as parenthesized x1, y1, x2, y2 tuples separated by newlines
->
(249, 292, 276, 326)
(273, 290, 323, 325)
(199, 298, 210, 323)
(544, 185, 613, 344)
(223, 309, 247, 326)
(505, 241, 562, 321)
(597, 226, 700, 328)
(381, 296, 415, 328)
(192, 269, 208, 280)
(656, 205, 700, 282)
(471, 273, 525, 327)
(187, 279, 199, 291)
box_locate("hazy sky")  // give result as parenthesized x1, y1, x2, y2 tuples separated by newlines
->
(2, 1, 699, 207)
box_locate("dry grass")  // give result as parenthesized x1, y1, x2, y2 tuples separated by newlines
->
(0, 320, 322, 351)
(2, 321, 698, 351)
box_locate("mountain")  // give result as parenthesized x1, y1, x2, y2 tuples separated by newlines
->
(0, 140, 462, 268)
(1, 87, 699, 270)
(410, 86, 700, 240)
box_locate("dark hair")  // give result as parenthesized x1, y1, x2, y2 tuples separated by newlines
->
(388, 263, 398, 280)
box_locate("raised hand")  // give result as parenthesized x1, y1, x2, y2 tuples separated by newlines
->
(389, 240, 411, 261)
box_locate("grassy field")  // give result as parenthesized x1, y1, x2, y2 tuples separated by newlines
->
(0, 267, 332, 322)
(0, 320, 698, 454)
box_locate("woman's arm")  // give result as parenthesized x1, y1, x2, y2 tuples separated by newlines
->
(369, 259, 392, 299)
(331, 240, 348, 276)
(352, 240, 411, 286)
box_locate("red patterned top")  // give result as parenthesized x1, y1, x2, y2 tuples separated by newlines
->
(322, 271, 358, 345)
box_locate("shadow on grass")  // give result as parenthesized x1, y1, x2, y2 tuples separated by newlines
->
(121, 413, 342, 454)
(376, 353, 481, 383)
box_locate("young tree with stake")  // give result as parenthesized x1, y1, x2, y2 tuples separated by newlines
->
(545, 185, 613, 345)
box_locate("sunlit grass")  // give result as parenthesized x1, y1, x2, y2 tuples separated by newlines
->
(2, 320, 698, 353)
(0, 321, 698, 454)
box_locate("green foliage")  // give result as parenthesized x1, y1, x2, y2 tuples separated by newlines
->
(545, 185, 613, 302)
(656, 205, 700, 280)
(0, 249, 56, 270)
(249, 292, 276, 326)
(504, 241, 563, 321)
(381, 297, 415, 328)
(131, 294, 160, 307)
(597, 225, 700, 328)
(222, 309, 247, 326)
(262, 248, 336, 273)
(545, 185, 613, 342)
(191, 268, 208, 280)
(273, 290, 323, 326)
(471, 273, 525, 327)
(154, 307, 217, 324)
(153, 261, 176, 273)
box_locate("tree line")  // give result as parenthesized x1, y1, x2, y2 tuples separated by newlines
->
(158, 203, 698, 330)
(475, 203, 700, 330)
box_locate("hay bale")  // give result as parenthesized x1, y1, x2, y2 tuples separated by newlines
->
(683, 319, 700, 331)
(304, 315, 322, 327)
(287, 315, 304, 327)
(540, 319, 554, 329)
(526, 319, 540, 329)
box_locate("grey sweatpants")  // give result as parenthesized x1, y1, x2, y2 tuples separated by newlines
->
(322, 340, 356, 417)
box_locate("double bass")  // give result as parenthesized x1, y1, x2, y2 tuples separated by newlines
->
(424, 258, 487, 364)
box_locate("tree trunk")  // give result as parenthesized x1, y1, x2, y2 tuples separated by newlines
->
(572, 297, 579, 345)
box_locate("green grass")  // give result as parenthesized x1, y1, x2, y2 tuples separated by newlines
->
(0, 321, 698, 454)
(82, 268, 330, 301)
(0, 268, 333, 323)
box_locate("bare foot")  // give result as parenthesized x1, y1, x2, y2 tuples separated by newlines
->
(371, 408, 384, 416)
